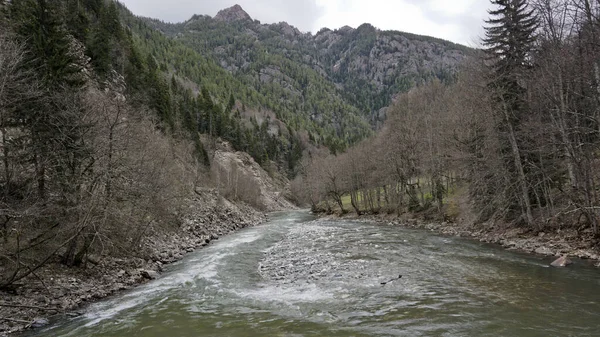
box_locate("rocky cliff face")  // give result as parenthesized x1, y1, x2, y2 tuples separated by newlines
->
(312, 23, 468, 124)
(211, 144, 296, 212)
(144, 5, 471, 136)
(315, 24, 464, 90)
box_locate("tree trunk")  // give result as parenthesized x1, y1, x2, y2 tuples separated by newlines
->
(105, 126, 114, 202)
(2, 128, 10, 197)
(73, 233, 94, 266)
(397, 182, 405, 213)
(382, 185, 390, 210)
(36, 155, 45, 200)
(367, 189, 375, 213)
(332, 193, 345, 213)
(350, 190, 362, 215)
(557, 71, 578, 189)
(503, 109, 534, 226)
(62, 235, 79, 266)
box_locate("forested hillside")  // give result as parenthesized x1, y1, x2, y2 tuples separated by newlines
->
(297, 0, 600, 245)
(141, 4, 469, 150)
(0, 0, 294, 297)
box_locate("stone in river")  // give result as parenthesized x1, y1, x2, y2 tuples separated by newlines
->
(551, 256, 572, 267)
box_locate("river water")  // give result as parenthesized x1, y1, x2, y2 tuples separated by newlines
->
(30, 210, 600, 336)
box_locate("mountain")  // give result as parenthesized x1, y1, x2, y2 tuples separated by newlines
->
(143, 5, 471, 131)
(214, 4, 252, 22)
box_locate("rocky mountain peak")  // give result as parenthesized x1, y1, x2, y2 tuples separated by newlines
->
(337, 25, 355, 34)
(214, 4, 252, 22)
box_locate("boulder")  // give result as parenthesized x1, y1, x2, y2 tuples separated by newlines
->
(551, 256, 573, 267)
(140, 270, 159, 280)
(87, 254, 101, 265)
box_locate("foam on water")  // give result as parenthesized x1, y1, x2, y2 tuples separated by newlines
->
(61, 227, 266, 332)
(233, 283, 334, 304)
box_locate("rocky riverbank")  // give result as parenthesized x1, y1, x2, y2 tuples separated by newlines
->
(0, 189, 267, 336)
(0, 140, 299, 336)
(332, 213, 600, 267)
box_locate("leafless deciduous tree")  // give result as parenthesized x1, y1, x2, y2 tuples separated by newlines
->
(296, 0, 600, 240)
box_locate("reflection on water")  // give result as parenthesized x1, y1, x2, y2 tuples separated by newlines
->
(28, 211, 600, 337)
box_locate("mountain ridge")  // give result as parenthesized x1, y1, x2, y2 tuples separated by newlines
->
(131, 3, 471, 152)
(206, 4, 470, 48)
(167, 6, 469, 118)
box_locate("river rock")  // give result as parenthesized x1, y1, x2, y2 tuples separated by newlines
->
(535, 246, 553, 255)
(140, 270, 159, 280)
(31, 318, 49, 328)
(87, 254, 101, 265)
(551, 256, 573, 267)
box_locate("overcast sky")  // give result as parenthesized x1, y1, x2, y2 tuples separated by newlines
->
(119, 0, 490, 46)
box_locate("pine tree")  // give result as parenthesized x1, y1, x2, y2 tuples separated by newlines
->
(484, 0, 537, 113)
(483, 0, 538, 225)
(65, 0, 90, 41)
(8, 0, 84, 86)
(144, 54, 173, 130)
(88, 0, 123, 76)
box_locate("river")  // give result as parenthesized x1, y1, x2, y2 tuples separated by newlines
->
(28, 210, 600, 336)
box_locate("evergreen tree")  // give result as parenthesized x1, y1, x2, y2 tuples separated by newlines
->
(145, 54, 173, 130)
(65, 0, 90, 41)
(123, 32, 146, 91)
(87, 0, 123, 76)
(483, 0, 537, 118)
(483, 0, 538, 225)
(8, 0, 84, 86)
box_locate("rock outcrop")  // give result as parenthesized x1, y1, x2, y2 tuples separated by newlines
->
(214, 4, 251, 22)
(212, 149, 296, 212)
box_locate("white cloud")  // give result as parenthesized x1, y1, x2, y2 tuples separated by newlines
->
(314, 0, 459, 42)
(314, 0, 489, 45)
(428, 0, 474, 15)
